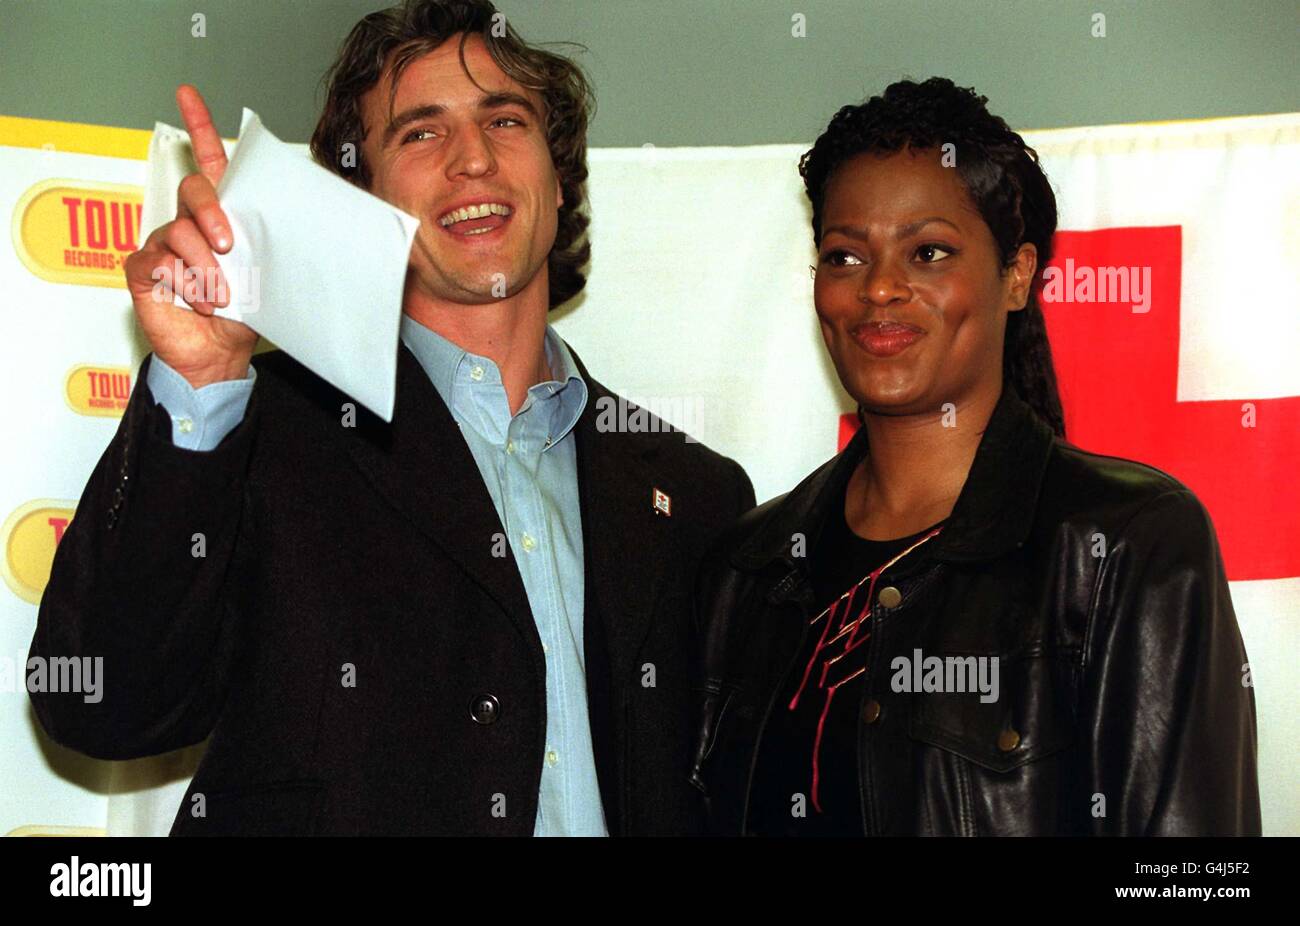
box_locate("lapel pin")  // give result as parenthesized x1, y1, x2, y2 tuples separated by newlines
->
(652, 487, 672, 517)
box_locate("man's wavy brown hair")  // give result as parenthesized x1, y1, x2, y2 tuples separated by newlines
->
(310, 0, 594, 309)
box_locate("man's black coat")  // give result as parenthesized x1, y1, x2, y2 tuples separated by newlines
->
(29, 342, 755, 835)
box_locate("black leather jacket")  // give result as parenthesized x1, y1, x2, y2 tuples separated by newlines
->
(690, 387, 1261, 835)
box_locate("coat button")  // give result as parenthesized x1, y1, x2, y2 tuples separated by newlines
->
(861, 698, 882, 724)
(877, 585, 902, 609)
(997, 728, 1021, 752)
(470, 694, 500, 725)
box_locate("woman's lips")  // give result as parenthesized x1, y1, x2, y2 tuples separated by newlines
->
(850, 321, 925, 357)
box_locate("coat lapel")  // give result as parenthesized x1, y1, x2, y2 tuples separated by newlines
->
(567, 345, 682, 835)
(569, 349, 681, 683)
(344, 342, 537, 647)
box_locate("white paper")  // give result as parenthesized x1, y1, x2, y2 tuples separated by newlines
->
(141, 108, 419, 422)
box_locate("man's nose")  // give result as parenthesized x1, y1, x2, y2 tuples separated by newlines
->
(445, 126, 497, 179)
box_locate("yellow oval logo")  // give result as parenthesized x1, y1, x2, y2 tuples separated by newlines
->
(65, 365, 132, 417)
(1, 500, 77, 605)
(5, 825, 106, 837)
(12, 180, 142, 288)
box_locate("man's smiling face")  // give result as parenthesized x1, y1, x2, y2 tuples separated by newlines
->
(359, 33, 562, 307)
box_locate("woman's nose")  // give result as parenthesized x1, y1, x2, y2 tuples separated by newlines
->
(859, 259, 911, 306)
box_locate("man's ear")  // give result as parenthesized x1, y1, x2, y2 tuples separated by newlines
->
(1006, 242, 1038, 312)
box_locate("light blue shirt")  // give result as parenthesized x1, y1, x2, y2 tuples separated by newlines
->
(144, 353, 258, 451)
(145, 317, 605, 836)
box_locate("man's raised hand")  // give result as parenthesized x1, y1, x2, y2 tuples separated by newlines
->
(124, 85, 257, 389)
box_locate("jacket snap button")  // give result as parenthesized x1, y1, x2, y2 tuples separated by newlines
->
(470, 694, 500, 725)
(997, 728, 1021, 752)
(861, 699, 882, 724)
(877, 586, 902, 609)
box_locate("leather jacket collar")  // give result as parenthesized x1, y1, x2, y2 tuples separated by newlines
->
(731, 386, 1056, 573)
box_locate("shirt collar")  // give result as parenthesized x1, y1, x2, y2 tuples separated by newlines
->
(398, 314, 588, 449)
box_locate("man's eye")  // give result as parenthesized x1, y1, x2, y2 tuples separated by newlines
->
(490, 116, 523, 128)
(916, 243, 955, 263)
(821, 250, 862, 267)
(402, 129, 436, 143)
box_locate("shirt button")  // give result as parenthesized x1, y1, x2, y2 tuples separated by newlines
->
(997, 728, 1021, 752)
(544, 435, 553, 447)
(520, 532, 537, 552)
(506, 439, 515, 454)
(877, 585, 902, 609)
(470, 364, 484, 381)
(541, 642, 548, 654)
(176, 417, 194, 434)
(545, 749, 559, 768)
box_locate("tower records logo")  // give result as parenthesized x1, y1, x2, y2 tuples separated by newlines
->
(12, 179, 142, 288)
(65, 365, 132, 417)
(1, 500, 77, 604)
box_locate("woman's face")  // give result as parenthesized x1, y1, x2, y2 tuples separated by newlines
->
(813, 146, 1036, 417)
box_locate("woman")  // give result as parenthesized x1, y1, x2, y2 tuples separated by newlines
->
(689, 78, 1261, 836)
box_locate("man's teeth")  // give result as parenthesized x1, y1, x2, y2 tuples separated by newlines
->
(438, 202, 512, 227)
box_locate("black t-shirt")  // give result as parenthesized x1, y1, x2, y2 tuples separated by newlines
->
(748, 505, 944, 836)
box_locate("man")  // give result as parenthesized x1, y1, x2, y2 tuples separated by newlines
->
(28, 0, 754, 836)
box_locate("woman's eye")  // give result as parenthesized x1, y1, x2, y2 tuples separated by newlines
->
(916, 243, 955, 263)
(821, 249, 862, 267)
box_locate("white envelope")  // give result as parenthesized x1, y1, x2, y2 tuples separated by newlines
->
(140, 108, 420, 422)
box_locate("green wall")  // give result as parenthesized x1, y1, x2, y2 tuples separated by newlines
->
(1, 0, 1296, 144)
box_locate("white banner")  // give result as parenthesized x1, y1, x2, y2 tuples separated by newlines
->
(2, 111, 1296, 836)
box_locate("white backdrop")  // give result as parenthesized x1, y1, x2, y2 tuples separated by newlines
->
(1, 111, 1296, 836)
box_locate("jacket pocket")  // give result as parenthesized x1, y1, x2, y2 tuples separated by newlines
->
(170, 778, 326, 836)
(903, 652, 1076, 834)
(690, 683, 740, 795)
(691, 683, 761, 834)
